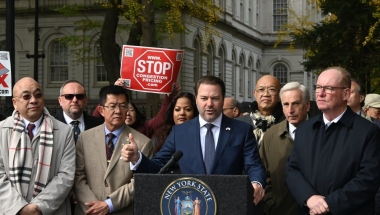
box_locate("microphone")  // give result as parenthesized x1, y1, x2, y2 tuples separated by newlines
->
(158, 150, 183, 174)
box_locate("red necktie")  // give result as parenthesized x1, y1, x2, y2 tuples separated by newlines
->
(27, 123, 36, 141)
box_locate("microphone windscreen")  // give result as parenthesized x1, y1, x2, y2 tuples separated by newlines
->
(172, 150, 183, 161)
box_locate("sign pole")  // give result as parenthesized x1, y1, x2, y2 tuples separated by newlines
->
(5, 0, 15, 111)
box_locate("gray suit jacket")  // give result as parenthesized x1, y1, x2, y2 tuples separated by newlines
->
(74, 124, 153, 215)
(0, 115, 76, 215)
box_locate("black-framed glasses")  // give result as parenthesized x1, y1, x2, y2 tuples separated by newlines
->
(103, 104, 128, 111)
(15, 93, 43, 100)
(315, 86, 347, 94)
(61, 94, 86, 100)
(255, 87, 278, 95)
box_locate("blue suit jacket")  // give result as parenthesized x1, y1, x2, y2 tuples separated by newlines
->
(137, 115, 266, 186)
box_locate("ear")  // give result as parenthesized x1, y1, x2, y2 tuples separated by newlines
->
(305, 100, 311, 112)
(233, 107, 239, 118)
(359, 95, 365, 103)
(98, 105, 105, 117)
(58, 96, 63, 106)
(343, 88, 351, 100)
(12, 98, 17, 110)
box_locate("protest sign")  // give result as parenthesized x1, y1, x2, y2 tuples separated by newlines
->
(120, 45, 184, 94)
(0, 51, 12, 96)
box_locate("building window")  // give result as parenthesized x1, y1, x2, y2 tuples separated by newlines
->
(0, 41, 5, 51)
(49, 39, 68, 82)
(273, 63, 288, 86)
(218, 46, 225, 82)
(193, 37, 202, 83)
(231, 52, 236, 96)
(239, 54, 244, 96)
(248, 58, 253, 98)
(95, 42, 108, 83)
(273, 0, 288, 31)
(207, 44, 214, 76)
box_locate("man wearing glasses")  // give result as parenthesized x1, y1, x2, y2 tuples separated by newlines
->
(56, 80, 104, 213)
(74, 85, 152, 215)
(0, 77, 75, 214)
(56, 80, 104, 143)
(237, 75, 284, 147)
(286, 67, 380, 215)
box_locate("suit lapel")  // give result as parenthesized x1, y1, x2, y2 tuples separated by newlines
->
(212, 116, 232, 172)
(104, 126, 129, 178)
(94, 125, 108, 173)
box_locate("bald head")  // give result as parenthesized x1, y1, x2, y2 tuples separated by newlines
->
(12, 77, 45, 122)
(254, 75, 281, 116)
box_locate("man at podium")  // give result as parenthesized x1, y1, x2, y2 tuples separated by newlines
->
(122, 75, 266, 205)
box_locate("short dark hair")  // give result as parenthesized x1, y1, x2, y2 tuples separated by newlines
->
(99, 85, 129, 106)
(351, 78, 366, 96)
(195, 76, 226, 98)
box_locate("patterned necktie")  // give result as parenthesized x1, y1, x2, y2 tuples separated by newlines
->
(71, 121, 81, 143)
(204, 123, 215, 174)
(27, 123, 36, 141)
(106, 133, 115, 161)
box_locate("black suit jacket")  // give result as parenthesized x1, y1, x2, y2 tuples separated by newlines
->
(55, 110, 104, 131)
(286, 107, 380, 215)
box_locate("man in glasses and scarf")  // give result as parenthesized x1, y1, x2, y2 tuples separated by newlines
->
(0, 77, 76, 214)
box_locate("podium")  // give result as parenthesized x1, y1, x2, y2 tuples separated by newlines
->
(134, 173, 264, 215)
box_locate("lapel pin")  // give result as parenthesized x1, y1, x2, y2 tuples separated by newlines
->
(226, 127, 230, 130)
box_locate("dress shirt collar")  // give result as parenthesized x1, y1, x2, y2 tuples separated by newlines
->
(23, 114, 43, 133)
(105, 124, 124, 139)
(323, 108, 347, 125)
(198, 113, 222, 128)
(288, 122, 297, 135)
(63, 111, 84, 126)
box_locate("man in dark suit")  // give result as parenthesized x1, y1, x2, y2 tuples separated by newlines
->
(286, 67, 380, 215)
(121, 75, 266, 205)
(55, 80, 104, 140)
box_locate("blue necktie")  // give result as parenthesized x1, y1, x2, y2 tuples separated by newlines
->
(204, 123, 215, 174)
(71, 121, 81, 143)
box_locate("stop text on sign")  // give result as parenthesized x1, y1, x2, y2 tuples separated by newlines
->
(137, 57, 172, 75)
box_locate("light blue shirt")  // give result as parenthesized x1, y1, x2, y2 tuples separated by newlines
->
(103, 125, 124, 213)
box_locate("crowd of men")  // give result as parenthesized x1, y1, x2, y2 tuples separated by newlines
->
(1, 66, 380, 215)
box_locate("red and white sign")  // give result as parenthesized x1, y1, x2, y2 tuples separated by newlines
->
(0, 51, 12, 96)
(120, 45, 184, 94)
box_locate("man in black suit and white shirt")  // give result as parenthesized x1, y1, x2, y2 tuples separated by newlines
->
(55, 80, 104, 139)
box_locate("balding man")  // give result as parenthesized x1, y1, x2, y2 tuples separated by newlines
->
(237, 75, 284, 146)
(223, 97, 241, 118)
(0, 77, 75, 214)
(286, 67, 380, 215)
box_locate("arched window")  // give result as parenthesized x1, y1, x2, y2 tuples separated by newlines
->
(273, 0, 288, 31)
(193, 36, 202, 83)
(273, 63, 288, 86)
(239, 54, 245, 96)
(218, 46, 225, 82)
(231, 52, 236, 96)
(0, 41, 6, 51)
(248, 58, 254, 98)
(207, 44, 214, 76)
(49, 39, 68, 83)
(95, 41, 108, 83)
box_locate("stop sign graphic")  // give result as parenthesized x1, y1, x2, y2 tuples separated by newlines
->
(134, 50, 173, 91)
(120, 45, 184, 94)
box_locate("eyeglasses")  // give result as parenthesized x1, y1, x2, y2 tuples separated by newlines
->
(315, 86, 347, 94)
(15, 93, 43, 100)
(255, 87, 278, 95)
(61, 94, 86, 100)
(102, 104, 128, 111)
(223, 107, 235, 112)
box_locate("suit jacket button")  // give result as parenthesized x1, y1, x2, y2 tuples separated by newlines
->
(105, 182, 108, 187)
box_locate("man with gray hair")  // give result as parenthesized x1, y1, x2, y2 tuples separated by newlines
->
(223, 97, 241, 118)
(260, 82, 310, 215)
